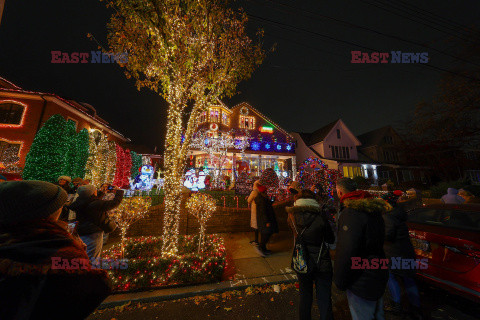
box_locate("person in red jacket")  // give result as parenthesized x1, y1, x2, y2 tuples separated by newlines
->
(0, 181, 111, 320)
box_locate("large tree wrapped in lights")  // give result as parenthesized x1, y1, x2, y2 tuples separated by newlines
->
(72, 128, 90, 178)
(105, 0, 264, 255)
(85, 131, 117, 187)
(23, 114, 70, 182)
(62, 120, 78, 178)
(130, 151, 143, 179)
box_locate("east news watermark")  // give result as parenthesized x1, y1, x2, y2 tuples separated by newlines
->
(351, 51, 429, 64)
(51, 51, 128, 64)
(351, 257, 428, 270)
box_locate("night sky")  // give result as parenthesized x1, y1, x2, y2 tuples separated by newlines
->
(1, 0, 479, 152)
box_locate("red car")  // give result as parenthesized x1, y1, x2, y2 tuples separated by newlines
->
(407, 204, 480, 302)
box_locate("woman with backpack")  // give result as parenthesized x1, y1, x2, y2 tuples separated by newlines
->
(287, 189, 335, 320)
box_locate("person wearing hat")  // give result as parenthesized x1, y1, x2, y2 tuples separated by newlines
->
(71, 177, 85, 193)
(0, 181, 111, 319)
(70, 184, 124, 260)
(253, 182, 279, 257)
(57, 175, 73, 194)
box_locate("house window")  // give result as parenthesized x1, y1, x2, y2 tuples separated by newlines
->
(239, 116, 255, 130)
(402, 170, 414, 182)
(0, 140, 21, 164)
(199, 111, 207, 123)
(330, 145, 350, 159)
(0, 103, 24, 125)
(465, 170, 480, 185)
(336, 129, 341, 139)
(209, 109, 220, 122)
(384, 136, 393, 144)
(222, 112, 229, 126)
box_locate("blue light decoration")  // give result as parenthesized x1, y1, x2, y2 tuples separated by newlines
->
(286, 144, 292, 151)
(181, 135, 185, 144)
(265, 142, 271, 150)
(251, 141, 261, 151)
(204, 138, 210, 146)
(276, 144, 282, 151)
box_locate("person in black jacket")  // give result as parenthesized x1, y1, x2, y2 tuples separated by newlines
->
(382, 192, 422, 319)
(0, 181, 111, 320)
(254, 184, 278, 257)
(287, 189, 335, 320)
(70, 184, 124, 260)
(334, 178, 390, 320)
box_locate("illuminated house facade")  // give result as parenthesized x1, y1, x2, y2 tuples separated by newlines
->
(292, 119, 379, 184)
(189, 101, 296, 178)
(0, 77, 129, 175)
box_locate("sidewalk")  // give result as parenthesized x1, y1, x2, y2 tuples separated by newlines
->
(100, 231, 296, 308)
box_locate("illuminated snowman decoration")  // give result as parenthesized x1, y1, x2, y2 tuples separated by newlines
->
(183, 169, 206, 191)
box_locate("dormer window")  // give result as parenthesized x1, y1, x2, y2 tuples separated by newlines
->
(239, 116, 255, 130)
(0, 102, 25, 125)
(209, 109, 220, 122)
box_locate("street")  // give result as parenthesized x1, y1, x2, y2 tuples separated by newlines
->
(89, 281, 480, 320)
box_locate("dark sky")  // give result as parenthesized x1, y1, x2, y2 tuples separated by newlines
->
(1, 0, 479, 151)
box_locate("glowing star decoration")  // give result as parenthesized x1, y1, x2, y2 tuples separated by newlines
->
(111, 196, 151, 258)
(251, 141, 261, 151)
(259, 126, 274, 134)
(131, 165, 155, 191)
(185, 193, 217, 252)
(276, 144, 282, 151)
(264, 143, 271, 150)
(286, 144, 292, 151)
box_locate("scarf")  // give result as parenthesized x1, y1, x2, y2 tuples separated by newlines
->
(340, 190, 373, 203)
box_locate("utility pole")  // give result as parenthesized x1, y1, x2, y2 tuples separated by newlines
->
(0, 0, 5, 26)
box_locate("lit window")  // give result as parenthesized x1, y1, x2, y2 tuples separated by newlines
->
(0, 140, 21, 164)
(0, 103, 24, 125)
(199, 111, 207, 123)
(222, 112, 229, 125)
(239, 116, 255, 130)
(209, 109, 220, 122)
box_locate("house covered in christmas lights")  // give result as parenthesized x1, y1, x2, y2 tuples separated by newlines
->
(188, 101, 296, 181)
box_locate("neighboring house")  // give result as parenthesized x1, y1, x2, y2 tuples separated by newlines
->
(458, 148, 480, 185)
(292, 119, 379, 184)
(191, 101, 296, 178)
(357, 126, 430, 186)
(0, 76, 130, 173)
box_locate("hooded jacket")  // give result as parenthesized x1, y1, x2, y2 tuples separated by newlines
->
(333, 192, 390, 301)
(254, 192, 279, 234)
(441, 188, 465, 204)
(287, 198, 335, 272)
(0, 219, 111, 319)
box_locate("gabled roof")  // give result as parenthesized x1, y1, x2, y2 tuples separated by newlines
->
(308, 119, 339, 145)
(231, 102, 293, 139)
(358, 126, 395, 147)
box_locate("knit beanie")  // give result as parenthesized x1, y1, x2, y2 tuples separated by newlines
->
(0, 180, 68, 224)
(58, 176, 72, 183)
(77, 184, 97, 198)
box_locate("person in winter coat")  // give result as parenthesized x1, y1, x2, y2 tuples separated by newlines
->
(57, 175, 73, 194)
(382, 192, 423, 319)
(0, 181, 111, 320)
(287, 189, 335, 320)
(70, 184, 124, 260)
(254, 184, 279, 257)
(247, 180, 262, 246)
(334, 178, 390, 320)
(441, 188, 465, 204)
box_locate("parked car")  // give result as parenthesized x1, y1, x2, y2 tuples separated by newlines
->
(407, 204, 480, 302)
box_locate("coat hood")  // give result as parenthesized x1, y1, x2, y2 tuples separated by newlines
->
(286, 205, 323, 215)
(447, 188, 458, 195)
(343, 197, 392, 214)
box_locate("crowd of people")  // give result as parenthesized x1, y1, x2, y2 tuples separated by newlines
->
(0, 172, 477, 319)
(248, 177, 427, 320)
(0, 176, 124, 319)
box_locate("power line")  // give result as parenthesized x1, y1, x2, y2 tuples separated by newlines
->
(247, 13, 480, 82)
(359, 0, 476, 43)
(253, 0, 480, 68)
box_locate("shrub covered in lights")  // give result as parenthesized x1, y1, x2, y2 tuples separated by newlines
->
(103, 235, 226, 291)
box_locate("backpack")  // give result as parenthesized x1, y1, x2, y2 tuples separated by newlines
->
(291, 215, 325, 274)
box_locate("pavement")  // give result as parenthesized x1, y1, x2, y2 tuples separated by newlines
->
(92, 232, 480, 319)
